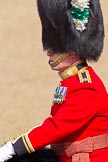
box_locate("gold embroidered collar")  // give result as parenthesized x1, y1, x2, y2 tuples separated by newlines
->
(58, 60, 87, 80)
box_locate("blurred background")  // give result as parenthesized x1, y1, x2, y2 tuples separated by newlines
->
(0, 1, 107, 144)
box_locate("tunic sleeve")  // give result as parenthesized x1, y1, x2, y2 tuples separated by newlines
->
(13, 89, 100, 156)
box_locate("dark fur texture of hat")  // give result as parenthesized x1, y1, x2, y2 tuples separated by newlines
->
(37, 0, 104, 61)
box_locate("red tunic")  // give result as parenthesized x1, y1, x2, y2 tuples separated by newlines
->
(13, 66, 108, 162)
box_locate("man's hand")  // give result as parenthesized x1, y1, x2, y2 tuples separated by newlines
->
(0, 141, 16, 162)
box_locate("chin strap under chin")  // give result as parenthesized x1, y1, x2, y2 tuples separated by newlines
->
(50, 53, 70, 67)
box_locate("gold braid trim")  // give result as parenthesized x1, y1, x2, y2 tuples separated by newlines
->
(22, 134, 35, 153)
(59, 60, 85, 80)
(78, 69, 92, 83)
(50, 53, 70, 67)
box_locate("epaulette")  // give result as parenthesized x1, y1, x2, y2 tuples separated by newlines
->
(78, 69, 92, 83)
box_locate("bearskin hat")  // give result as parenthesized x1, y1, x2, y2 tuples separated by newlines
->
(37, 0, 104, 61)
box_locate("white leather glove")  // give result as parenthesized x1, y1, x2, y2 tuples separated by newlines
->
(0, 141, 16, 162)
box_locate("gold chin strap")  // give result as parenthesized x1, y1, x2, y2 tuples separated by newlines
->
(50, 53, 70, 67)
(58, 60, 86, 80)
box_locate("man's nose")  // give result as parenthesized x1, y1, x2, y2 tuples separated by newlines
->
(47, 50, 53, 56)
